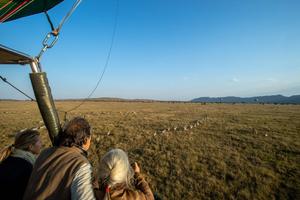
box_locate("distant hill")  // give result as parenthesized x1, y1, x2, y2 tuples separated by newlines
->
(57, 97, 160, 102)
(191, 95, 300, 104)
(2, 95, 300, 104)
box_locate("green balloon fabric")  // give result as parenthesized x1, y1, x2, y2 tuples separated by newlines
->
(0, 0, 64, 23)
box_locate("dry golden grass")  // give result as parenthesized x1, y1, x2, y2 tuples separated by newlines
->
(0, 101, 299, 199)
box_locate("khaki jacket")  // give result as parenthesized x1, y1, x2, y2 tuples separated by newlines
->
(23, 146, 89, 200)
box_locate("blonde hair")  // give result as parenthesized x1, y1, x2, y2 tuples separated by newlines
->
(98, 149, 134, 200)
(0, 129, 40, 163)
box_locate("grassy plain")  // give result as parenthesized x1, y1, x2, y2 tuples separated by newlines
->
(0, 101, 299, 199)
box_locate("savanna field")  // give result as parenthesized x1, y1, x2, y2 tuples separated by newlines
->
(0, 101, 299, 200)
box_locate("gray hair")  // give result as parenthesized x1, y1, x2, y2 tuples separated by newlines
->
(98, 148, 134, 189)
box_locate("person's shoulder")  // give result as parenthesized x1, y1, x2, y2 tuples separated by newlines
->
(0, 156, 32, 172)
(14, 157, 33, 171)
(65, 146, 89, 162)
(35, 146, 58, 162)
(4, 156, 32, 165)
(54, 146, 89, 163)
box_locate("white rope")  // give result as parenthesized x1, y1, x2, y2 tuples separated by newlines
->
(57, 0, 83, 33)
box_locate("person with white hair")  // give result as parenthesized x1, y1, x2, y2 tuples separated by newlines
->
(95, 148, 154, 200)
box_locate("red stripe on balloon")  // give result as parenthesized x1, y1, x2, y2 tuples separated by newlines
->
(0, 0, 30, 22)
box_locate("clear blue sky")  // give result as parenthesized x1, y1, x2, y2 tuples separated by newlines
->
(1, 0, 300, 100)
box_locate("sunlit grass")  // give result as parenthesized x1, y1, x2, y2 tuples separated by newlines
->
(0, 101, 299, 199)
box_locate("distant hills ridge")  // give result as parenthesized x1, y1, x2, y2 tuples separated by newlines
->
(1, 95, 300, 104)
(191, 95, 300, 104)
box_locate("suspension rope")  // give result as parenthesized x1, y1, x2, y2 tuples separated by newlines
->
(44, 11, 55, 32)
(36, 0, 83, 61)
(0, 75, 35, 101)
(0, 76, 69, 120)
(56, 0, 82, 34)
(64, 0, 120, 114)
(1, 0, 119, 121)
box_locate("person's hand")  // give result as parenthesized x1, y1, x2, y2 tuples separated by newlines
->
(133, 162, 141, 173)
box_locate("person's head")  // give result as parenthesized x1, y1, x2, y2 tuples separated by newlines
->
(58, 117, 91, 150)
(15, 129, 42, 154)
(98, 149, 134, 192)
(0, 129, 42, 162)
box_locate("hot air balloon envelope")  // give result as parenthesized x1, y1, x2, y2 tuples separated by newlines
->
(0, 0, 64, 23)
